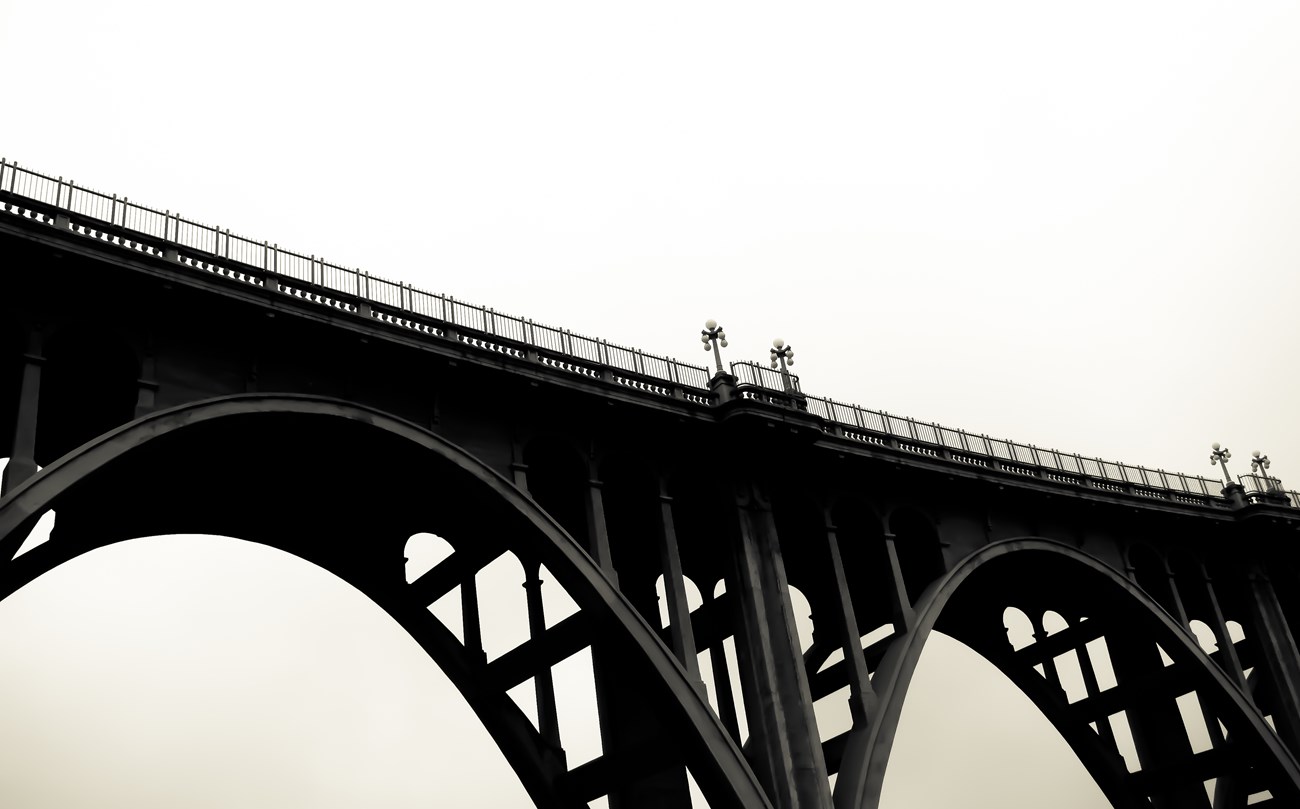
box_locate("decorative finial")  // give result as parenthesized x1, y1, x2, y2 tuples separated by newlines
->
(701, 320, 728, 375)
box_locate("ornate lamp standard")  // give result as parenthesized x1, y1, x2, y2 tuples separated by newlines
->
(1210, 443, 1234, 485)
(1251, 450, 1282, 495)
(701, 319, 729, 376)
(1211, 442, 1247, 507)
(770, 338, 795, 393)
(1252, 450, 1272, 478)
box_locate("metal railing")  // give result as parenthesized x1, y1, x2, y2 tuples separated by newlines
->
(802, 392, 1242, 502)
(2, 157, 1294, 509)
(731, 361, 802, 393)
(0, 160, 714, 395)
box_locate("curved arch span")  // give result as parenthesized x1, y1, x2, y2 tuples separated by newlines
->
(835, 538, 1300, 809)
(0, 394, 770, 809)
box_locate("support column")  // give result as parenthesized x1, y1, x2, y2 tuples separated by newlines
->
(880, 532, 914, 633)
(728, 480, 831, 809)
(134, 337, 157, 418)
(824, 515, 876, 727)
(705, 583, 743, 742)
(656, 478, 702, 686)
(1200, 570, 1251, 699)
(523, 559, 564, 759)
(1106, 630, 1204, 808)
(1245, 568, 1300, 757)
(1029, 612, 1066, 697)
(1073, 631, 1120, 755)
(2, 327, 43, 496)
(584, 468, 618, 583)
(461, 570, 486, 665)
(1161, 564, 1232, 755)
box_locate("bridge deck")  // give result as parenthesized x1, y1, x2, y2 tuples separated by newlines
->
(1, 157, 1292, 512)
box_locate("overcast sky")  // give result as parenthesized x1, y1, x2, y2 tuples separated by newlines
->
(2, 1, 1298, 807)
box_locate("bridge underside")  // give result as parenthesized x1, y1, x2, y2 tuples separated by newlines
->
(3, 398, 1300, 808)
(3, 196, 1300, 808)
(0, 397, 772, 809)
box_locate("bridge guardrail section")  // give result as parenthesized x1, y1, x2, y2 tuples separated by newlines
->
(2, 158, 1293, 510)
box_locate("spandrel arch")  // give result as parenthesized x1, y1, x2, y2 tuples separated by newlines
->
(837, 539, 1300, 809)
(0, 393, 771, 809)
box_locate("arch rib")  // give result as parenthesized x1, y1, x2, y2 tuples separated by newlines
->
(0, 393, 772, 809)
(835, 538, 1300, 809)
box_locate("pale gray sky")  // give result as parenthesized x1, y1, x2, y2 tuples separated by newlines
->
(1, 1, 1298, 807)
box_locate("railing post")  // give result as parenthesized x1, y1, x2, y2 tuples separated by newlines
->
(356, 272, 371, 318)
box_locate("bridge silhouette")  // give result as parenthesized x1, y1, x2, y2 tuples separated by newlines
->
(2, 160, 1299, 808)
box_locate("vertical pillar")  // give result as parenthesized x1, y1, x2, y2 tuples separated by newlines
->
(1029, 612, 1065, 696)
(134, 336, 157, 418)
(2, 327, 43, 496)
(1245, 568, 1300, 756)
(1162, 562, 1232, 753)
(587, 465, 691, 808)
(728, 480, 831, 809)
(656, 477, 702, 685)
(1199, 570, 1251, 699)
(1106, 630, 1204, 808)
(1073, 632, 1120, 754)
(705, 583, 743, 742)
(880, 532, 914, 633)
(461, 570, 485, 665)
(522, 559, 563, 757)
(824, 515, 876, 727)
(584, 467, 618, 583)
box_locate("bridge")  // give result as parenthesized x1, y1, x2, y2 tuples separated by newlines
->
(2, 160, 1299, 808)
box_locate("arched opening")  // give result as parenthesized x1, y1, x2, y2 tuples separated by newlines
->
(837, 539, 1300, 809)
(0, 534, 533, 807)
(879, 632, 1112, 809)
(0, 396, 769, 809)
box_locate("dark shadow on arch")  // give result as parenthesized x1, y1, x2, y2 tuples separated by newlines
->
(34, 323, 139, 466)
(834, 538, 1300, 809)
(0, 394, 771, 809)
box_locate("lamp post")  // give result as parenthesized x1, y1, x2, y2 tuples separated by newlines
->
(770, 338, 795, 393)
(1210, 443, 1233, 485)
(1251, 450, 1277, 491)
(701, 319, 728, 376)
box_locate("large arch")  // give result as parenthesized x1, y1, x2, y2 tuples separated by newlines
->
(835, 538, 1300, 809)
(0, 394, 771, 809)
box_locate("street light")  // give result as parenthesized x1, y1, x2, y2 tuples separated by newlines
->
(701, 319, 728, 375)
(1251, 450, 1277, 491)
(1210, 443, 1234, 486)
(770, 338, 795, 393)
